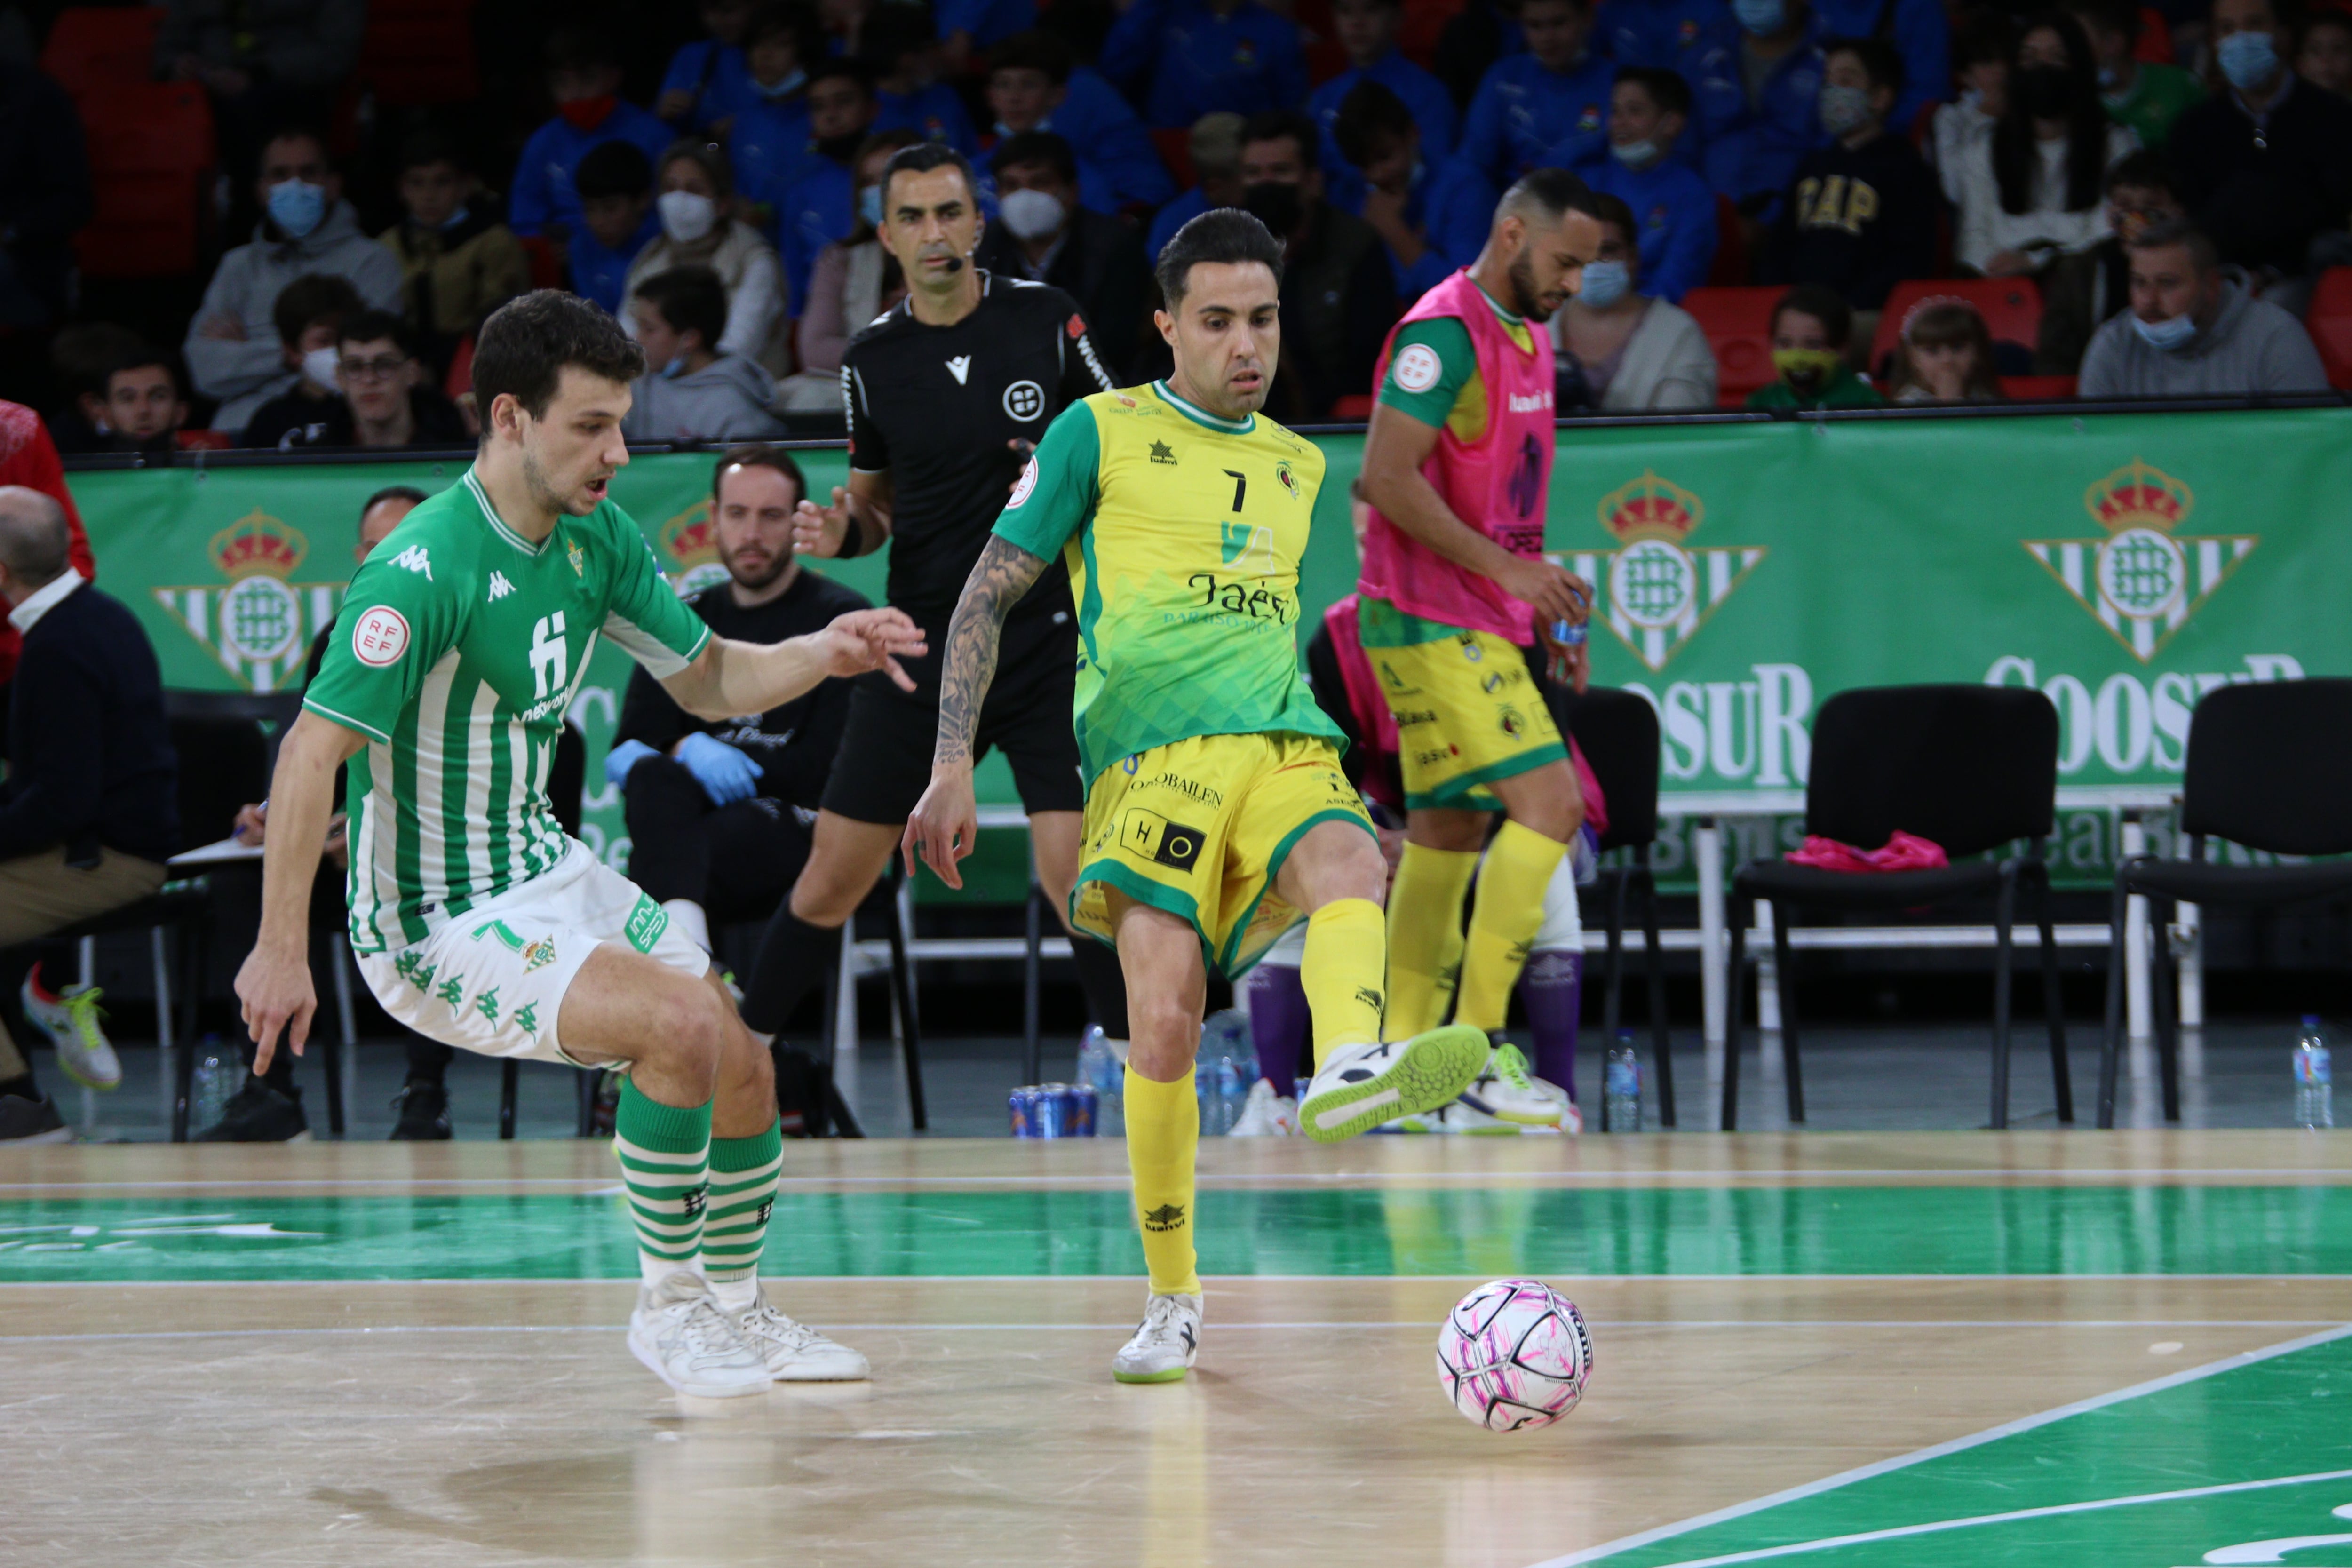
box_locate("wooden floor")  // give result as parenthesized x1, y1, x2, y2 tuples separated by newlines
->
(5, 1133, 2349, 1568)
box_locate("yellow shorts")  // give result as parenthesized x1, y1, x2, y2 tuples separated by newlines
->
(1358, 597, 1566, 811)
(1073, 732, 1375, 979)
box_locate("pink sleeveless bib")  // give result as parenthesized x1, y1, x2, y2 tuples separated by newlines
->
(1358, 269, 1555, 643)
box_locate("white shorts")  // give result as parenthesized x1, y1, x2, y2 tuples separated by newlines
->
(1252, 850, 1582, 971)
(355, 841, 711, 1069)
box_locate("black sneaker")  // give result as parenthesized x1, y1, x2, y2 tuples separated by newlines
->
(389, 1078, 451, 1140)
(193, 1078, 311, 1142)
(0, 1092, 71, 1143)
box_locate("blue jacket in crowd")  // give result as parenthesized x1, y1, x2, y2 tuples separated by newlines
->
(1100, 0, 1309, 127)
(938, 0, 1036, 49)
(1309, 50, 1461, 165)
(877, 82, 980, 155)
(1685, 28, 1827, 207)
(730, 94, 818, 221)
(1597, 0, 1733, 70)
(1000, 66, 1177, 210)
(1810, 0, 1946, 130)
(777, 160, 853, 315)
(1460, 50, 1618, 187)
(1334, 156, 1497, 298)
(569, 209, 660, 315)
(1578, 152, 1718, 301)
(659, 40, 757, 133)
(508, 103, 677, 239)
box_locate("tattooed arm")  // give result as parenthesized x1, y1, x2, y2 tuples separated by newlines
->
(901, 535, 1052, 887)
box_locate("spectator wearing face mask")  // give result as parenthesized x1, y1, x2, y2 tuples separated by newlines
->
(658, 0, 760, 135)
(570, 140, 662, 317)
(1145, 112, 1247, 260)
(2298, 10, 2352, 99)
(1461, 0, 1619, 183)
(1098, 0, 1311, 128)
(1237, 110, 1399, 419)
(2035, 149, 2181, 372)
(1746, 283, 1883, 406)
(1887, 298, 2007, 401)
(2077, 219, 2327, 395)
(2169, 0, 2352, 294)
(1552, 191, 1718, 408)
(623, 267, 790, 441)
(1949, 12, 2137, 279)
(376, 130, 532, 381)
(778, 129, 916, 410)
(1311, 0, 1460, 168)
(237, 274, 365, 446)
(2066, 0, 2202, 149)
(184, 130, 403, 435)
(1759, 38, 1938, 310)
(507, 26, 677, 242)
(1931, 9, 2012, 203)
(57, 345, 191, 456)
(867, 4, 979, 154)
(255, 310, 471, 450)
(1570, 66, 1716, 302)
(982, 31, 1175, 212)
(1808, 0, 1944, 131)
(972, 133, 1151, 372)
(1332, 82, 1496, 298)
(1688, 0, 1829, 225)
(624, 141, 791, 376)
(770, 62, 882, 316)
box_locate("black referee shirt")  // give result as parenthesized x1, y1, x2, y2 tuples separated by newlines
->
(842, 271, 1115, 629)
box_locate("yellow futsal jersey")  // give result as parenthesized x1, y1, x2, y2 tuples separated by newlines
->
(993, 380, 1345, 782)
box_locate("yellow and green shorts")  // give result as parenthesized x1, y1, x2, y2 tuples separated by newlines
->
(1358, 596, 1566, 811)
(1072, 732, 1375, 979)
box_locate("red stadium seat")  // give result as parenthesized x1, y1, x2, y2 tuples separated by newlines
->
(74, 83, 216, 279)
(445, 334, 476, 399)
(1398, 0, 1463, 66)
(1330, 393, 1375, 420)
(2305, 267, 2352, 389)
(358, 0, 479, 106)
(1870, 277, 2042, 377)
(2136, 6, 2173, 62)
(175, 429, 233, 451)
(41, 7, 162, 98)
(519, 235, 564, 290)
(1151, 127, 1194, 191)
(1706, 191, 1748, 286)
(1999, 375, 2077, 400)
(1680, 285, 1782, 407)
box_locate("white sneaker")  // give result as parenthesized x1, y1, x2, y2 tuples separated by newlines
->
(728, 1285, 871, 1381)
(1297, 1025, 1489, 1144)
(1228, 1078, 1297, 1136)
(1112, 1291, 1201, 1384)
(1458, 1041, 1564, 1128)
(627, 1272, 772, 1399)
(23, 965, 118, 1091)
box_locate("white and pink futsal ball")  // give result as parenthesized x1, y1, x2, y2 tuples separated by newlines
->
(1435, 1278, 1594, 1431)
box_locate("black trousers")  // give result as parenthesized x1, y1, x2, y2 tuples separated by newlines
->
(623, 757, 816, 923)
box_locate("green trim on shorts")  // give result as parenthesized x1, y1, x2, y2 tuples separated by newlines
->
(1354, 595, 1473, 649)
(1215, 807, 1378, 980)
(1074, 859, 1218, 974)
(1404, 741, 1570, 812)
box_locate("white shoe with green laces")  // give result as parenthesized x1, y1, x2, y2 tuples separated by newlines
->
(23, 964, 118, 1091)
(1458, 1040, 1564, 1128)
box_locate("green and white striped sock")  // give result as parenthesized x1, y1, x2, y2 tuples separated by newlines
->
(614, 1080, 712, 1288)
(704, 1119, 784, 1309)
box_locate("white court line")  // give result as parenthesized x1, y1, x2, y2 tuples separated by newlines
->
(1528, 1323, 2352, 1568)
(5, 1274, 2352, 1288)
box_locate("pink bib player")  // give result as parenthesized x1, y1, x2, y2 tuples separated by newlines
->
(1358, 269, 1556, 644)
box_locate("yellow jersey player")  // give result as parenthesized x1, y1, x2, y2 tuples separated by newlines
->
(904, 211, 1489, 1384)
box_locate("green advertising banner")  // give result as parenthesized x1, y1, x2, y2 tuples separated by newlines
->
(67, 406, 2350, 896)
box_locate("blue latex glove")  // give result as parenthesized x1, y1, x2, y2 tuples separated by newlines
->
(604, 738, 657, 789)
(676, 732, 764, 805)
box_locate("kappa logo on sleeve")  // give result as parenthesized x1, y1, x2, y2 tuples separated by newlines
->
(350, 605, 411, 667)
(390, 544, 432, 579)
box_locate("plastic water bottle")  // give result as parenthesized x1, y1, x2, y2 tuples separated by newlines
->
(191, 1035, 242, 1133)
(1604, 1030, 1643, 1133)
(1197, 1010, 1254, 1135)
(1075, 1025, 1126, 1137)
(2295, 1016, 2333, 1130)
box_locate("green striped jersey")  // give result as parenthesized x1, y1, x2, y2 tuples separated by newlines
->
(303, 468, 711, 953)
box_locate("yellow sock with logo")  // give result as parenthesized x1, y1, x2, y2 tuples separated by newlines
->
(1454, 820, 1570, 1031)
(1123, 1065, 1201, 1297)
(1301, 898, 1386, 1067)
(1384, 844, 1478, 1038)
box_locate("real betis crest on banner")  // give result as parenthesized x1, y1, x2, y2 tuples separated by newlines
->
(153, 509, 347, 692)
(2022, 458, 2257, 662)
(658, 496, 729, 598)
(1564, 469, 1765, 672)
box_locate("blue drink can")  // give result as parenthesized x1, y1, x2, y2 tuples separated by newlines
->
(1009, 1083, 1099, 1137)
(1551, 619, 1588, 646)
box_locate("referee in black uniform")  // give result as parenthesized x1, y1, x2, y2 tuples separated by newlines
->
(740, 142, 1131, 1047)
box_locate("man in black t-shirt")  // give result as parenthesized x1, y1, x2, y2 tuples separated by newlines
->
(757, 142, 1132, 1047)
(606, 446, 870, 1005)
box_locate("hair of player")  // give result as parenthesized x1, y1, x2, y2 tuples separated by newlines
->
(544, 21, 619, 73)
(991, 129, 1080, 186)
(271, 272, 366, 350)
(1333, 80, 1415, 169)
(472, 290, 647, 419)
(257, 124, 331, 179)
(2126, 216, 2219, 272)
(1822, 33, 1906, 96)
(1155, 208, 1284, 308)
(102, 342, 182, 402)
(1498, 166, 1601, 231)
(1613, 64, 1692, 119)
(657, 138, 737, 200)
(713, 443, 809, 506)
(361, 485, 430, 519)
(337, 308, 413, 357)
(575, 138, 654, 201)
(633, 265, 731, 351)
(987, 28, 1075, 84)
(1240, 109, 1320, 171)
(1772, 283, 1854, 348)
(0, 487, 71, 589)
(2104, 147, 2177, 199)
(882, 141, 980, 209)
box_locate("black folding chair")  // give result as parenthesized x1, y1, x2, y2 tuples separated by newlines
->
(1557, 687, 1675, 1126)
(1722, 685, 2069, 1130)
(2099, 678, 2352, 1127)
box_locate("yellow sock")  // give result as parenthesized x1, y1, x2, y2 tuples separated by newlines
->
(1455, 820, 1569, 1031)
(1301, 898, 1386, 1067)
(1384, 844, 1478, 1038)
(1124, 1065, 1200, 1297)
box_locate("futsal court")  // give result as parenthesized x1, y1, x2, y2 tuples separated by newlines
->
(7, 1129, 2347, 1568)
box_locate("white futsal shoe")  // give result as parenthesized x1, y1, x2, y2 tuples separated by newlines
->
(728, 1286, 871, 1380)
(1458, 1041, 1565, 1128)
(1228, 1077, 1297, 1136)
(627, 1272, 772, 1399)
(23, 966, 119, 1091)
(1112, 1291, 1202, 1384)
(1297, 1025, 1489, 1143)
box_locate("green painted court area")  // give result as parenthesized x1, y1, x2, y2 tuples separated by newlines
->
(4, 1185, 2351, 1282)
(1568, 1330, 2352, 1568)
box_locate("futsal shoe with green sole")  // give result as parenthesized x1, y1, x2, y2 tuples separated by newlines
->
(1297, 1025, 1489, 1144)
(1458, 1041, 1565, 1128)
(22, 965, 119, 1091)
(1112, 1292, 1201, 1384)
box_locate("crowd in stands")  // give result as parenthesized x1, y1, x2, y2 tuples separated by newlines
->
(6, 0, 2352, 447)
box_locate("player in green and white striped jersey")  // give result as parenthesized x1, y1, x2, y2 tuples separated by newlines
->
(235, 294, 926, 1400)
